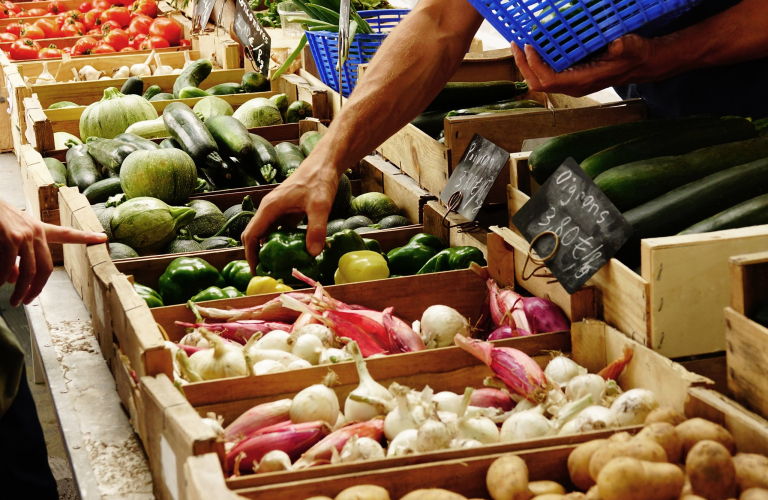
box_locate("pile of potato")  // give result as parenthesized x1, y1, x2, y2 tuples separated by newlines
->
(303, 407, 768, 500)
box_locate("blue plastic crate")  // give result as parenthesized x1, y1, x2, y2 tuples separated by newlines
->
(305, 9, 409, 97)
(466, 0, 702, 72)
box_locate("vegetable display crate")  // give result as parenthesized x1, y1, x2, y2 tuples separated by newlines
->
(376, 92, 646, 206)
(467, 0, 701, 73)
(725, 251, 768, 421)
(183, 385, 768, 500)
(507, 152, 768, 358)
(305, 9, 409, 97)
(141, 315, 709, 500)
(421, 199, 509, 260)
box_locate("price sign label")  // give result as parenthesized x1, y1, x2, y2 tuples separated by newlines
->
(439, 134, 510, 221)
(192, 0, 216, 33)
(233, 0, 271, 76)
(512, 158, 633, 294)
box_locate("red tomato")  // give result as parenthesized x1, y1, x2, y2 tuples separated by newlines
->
(119, 45, 134, 51)
(178, 38, 190, 47)
(55, 12, 67, 25)
(71, 35, 98, 55)
(100, 19, 120, 32)
(130, 0, 155, 18)
(127, 15, 150, 36)
(0, 10, 7, 19)
(9, 37, 40, 59)
(34, 18, 59, 38)
(5, 21, 26, 37)
(19, 24, 44, 39)
(82, 9, 101, 30)
(0, 32, 17, 41)
(15, 10, 29, 17)
(103, 27, 128, 50)
(92, 42, 114, 53)
(100, 6, 129, 27)
(27, 8, 46, 16)
(48, 1, 66, 14)
(93, 0, 110, 10)
(85, 28, 100, 34)
(78, 2, 93, 12)
(4, 1, 19, 13)
(60, 23, 83, 36)
(130, 32, 145, 48)
(149, 17, 180, 46)
(138, 34, 166, 49)
(38, 45, 62, 58)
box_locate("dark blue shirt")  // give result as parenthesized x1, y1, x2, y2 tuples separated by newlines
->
(615, 0, 768, 119)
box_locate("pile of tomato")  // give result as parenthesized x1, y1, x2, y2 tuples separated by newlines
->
(1, 0, 189, 60)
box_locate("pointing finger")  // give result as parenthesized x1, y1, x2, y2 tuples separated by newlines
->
(44, 224, 107, 244)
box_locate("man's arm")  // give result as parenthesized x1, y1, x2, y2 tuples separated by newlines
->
(514, 0, 768, 96)
(242, 0, 484, 268)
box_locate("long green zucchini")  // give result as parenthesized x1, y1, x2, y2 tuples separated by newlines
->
(581, 117, 757, 179)
(411, 110, 450, 139)
(596, 136, 768, 212)
(66, 144, 101, 190)
(529, 115, 719, 184)
(86, 137, 137, 175)
(448, 99, 544, 117)
(679, 193, 768, 235)
(424, 81, 529, 113)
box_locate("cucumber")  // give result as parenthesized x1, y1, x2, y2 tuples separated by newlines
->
(205, 115, 253, 159)
(207, 83, 244, 95)
(83, 177, 124, 204)
(620, 158, 768, 266)
(43, 157, 67, 185)
(411, 110, 450, 139)
(596, 136, 768, 212)
(299, 131, 321, 157)
(162, 102, 219, 166)
(66, 144, 101, 191)
(275, 142, 305, 179)
(179, 87, 211, 99)
(143, 85, 162, 100)
(285, 100, 312, 123)
(86, 137, 137, 175)
(150, 93, 176, 101)
(529, 115, 720, 184)
(160, 138, 181, 149)
(173, 58, 213, 98)
(424, 81, 529, 113)
(680, 194, 768, 235)
(126, 116, 169, 139)
(448, 99, 543, 116)
(581, 117, 757, 178)
(241, 71, 268, 92)
(115, 132, 161, 150)
(48, 101, 79, 109)
(120, 76, 144, 96)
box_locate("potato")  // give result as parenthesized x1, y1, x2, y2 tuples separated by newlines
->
(676, 419, 736, 457)
(532, 495, 566, 500)
(529, 481, 566, 496)
(568, 440, 607, 491)
(399, 489, 467, 500)
(608, 432, 632, 443)
(597, 457, 684, 500)
(589, 439, 667, 481)
(585, 486, 602, 500)
(686, 440, 738, 500)
(733, 453, 768, 491)
(306, 498, 333, 500)
(646, 407, 687, 426)
(564, 494, 588, 500)
(679, 496, 707, 500)
(336, 485, 390, 500)
(741, 488, 768, 500)
(486, 454, 530, 500)
(636, 423, 683, 463)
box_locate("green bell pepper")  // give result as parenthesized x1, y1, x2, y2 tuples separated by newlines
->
(158, 257, 226, 305)
(256, 231, 320, 286)
(386, 233, 447, 276)
(317, 229, 369, 283)
(222, 260, 253, 292)
(190, 286, 244, 302)
(134, 283, 164, 308)
(362, 237, 382, 254)
(416, 246, 487, 274)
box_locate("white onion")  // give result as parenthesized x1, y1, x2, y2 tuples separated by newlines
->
(255, 331, 292, 352)
(565, 374, 607, 402)
(558, 406, 618, 435)
(257, 450, 292, 473)
(252, 359, 286, 375)
(201, 413, 224, 437)
(384, 383, 421, 441)
(387, 429, 418, 457)
(287, 359, 313, 370)
(340, 436, 385, 463)
(610, 388, 659, 426)
(318, 348, 351, 365)
(333, 412, 347, 431)
(290, 372, 340, 424)
(420, 305, 470, 348)
(179, 330, 204, 346)
(344, 342, 393, 422)
(457, 416, 500, 444)
(500, 407, 555, 442)
(544, 355, 587, 388)
(188, 330, 248, 380)
(416, 418, 453, 452)
(291, 324, 334, 348)
(292, 334, 323, 365)
(433, 391, 463, 414)
(450, 438, 483, 449)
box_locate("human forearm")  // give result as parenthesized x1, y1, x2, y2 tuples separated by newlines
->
(308, 0, 483, 174)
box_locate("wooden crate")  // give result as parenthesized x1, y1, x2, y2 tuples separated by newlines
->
(725, 251, 768, 420)
(18, 144, 63, 263)
(150, 316, 709, 500)
(507, 153, 768, 358)
(422, 199, 508, 259)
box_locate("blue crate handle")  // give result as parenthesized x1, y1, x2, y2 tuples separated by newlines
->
(305, 9, 410, 97)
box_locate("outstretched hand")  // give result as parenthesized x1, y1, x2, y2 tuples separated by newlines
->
(0, 199, 106, 307)
(241, 156, 340, 275)
(512, 34, 657, 97)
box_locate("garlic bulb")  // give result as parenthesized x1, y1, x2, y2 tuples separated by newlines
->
(113, 66, 130, 78)
(387, 429, 418, 457)
(416, 418, 453, 452)
(344, 342, 393, 422)
(318, 347, 351, 364)
(188, 330, 248, 380)
(171, 68, 183, 75)
(340, 436, 385, 463)
(256, 450, 291, 473)
(153, 53, 173, 76)
(78, 65, 103, 81)
(37, 61, 55, 84)
(131, 51, 155, 77)
(290, 324, 334, 348)
(201, 413, 225, 437)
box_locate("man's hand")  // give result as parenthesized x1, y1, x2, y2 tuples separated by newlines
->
(241, 157, 339, 275)
(512, 34, 657, 97)
(0, 200, 106, 307)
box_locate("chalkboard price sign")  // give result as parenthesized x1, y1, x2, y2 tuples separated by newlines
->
(233, 0, 271, 76)
(192, 0, 216, 33)
(439, 134, 510, 221)
(512, 158, 633, 294)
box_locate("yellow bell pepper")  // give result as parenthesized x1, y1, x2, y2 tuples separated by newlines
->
(246, 276, 293, 296)
(334, 250, 390, 284)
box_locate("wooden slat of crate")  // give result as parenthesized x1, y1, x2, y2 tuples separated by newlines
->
(277, 73, 331, 124)
(422, 199, 511, 259)
(141, 374, 223, 500)
(58, 186, 103, 298)
(730, 250, 768, 315)
(359, 155, 436, 224)
(725, 305, 768, 420)
(18, 144, 62, 261)
(111, 342, 147, 443)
